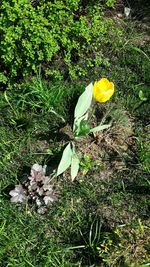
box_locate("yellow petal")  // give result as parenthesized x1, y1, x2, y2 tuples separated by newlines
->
(95, 78, 110, 91)
(97, 89, 114, 103)
(93, 78, 114, 103)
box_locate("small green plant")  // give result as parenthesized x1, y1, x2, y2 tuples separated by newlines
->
(80, 154, 97, 174)
(106, 0, 116, 7)
(56, 78, 115, 180)
(139, 90, 148, 102)
(98, 222, 150, 266)
(0, 0, 120, 87)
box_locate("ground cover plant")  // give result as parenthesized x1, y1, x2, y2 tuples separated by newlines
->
(0, 0, 150, 266)
(0, 0, 119, 88)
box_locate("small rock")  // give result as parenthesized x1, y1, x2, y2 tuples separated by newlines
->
(124, 7, 131, 18)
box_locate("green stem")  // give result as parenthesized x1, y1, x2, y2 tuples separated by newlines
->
(99, 103, 115, 126)
(87, 101, 97, 123)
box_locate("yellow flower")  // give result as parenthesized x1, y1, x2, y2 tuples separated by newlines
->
(93, 78, 114, 103)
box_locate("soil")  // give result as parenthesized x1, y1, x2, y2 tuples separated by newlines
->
(57, 107, 135, 180)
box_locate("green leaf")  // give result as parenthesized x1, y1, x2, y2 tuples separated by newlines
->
(57, 143, 73, 176)
(73, 113, 88, 132)
(139, 90, 147, 101)
(75, 119, 90, 137)
(71, 152, 80, 181)
(90, 124, 111, 133)
(73, 117, 82, 136)
(74, 83, 93, 120)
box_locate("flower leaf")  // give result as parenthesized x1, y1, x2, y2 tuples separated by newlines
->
(57, 143, 73, 176)
(71, 152, 80, 181)
(73, 113, 88, 133)
(74, 83, 93, 120)
(75, 119, 90, 137)
(90, 124, 111, 133)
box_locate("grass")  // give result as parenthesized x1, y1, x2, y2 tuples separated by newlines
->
(0, 10, 150, 267)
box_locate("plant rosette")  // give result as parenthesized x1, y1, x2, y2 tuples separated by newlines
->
(9, 164, 57, 214)
(57, 78, 115, 181)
